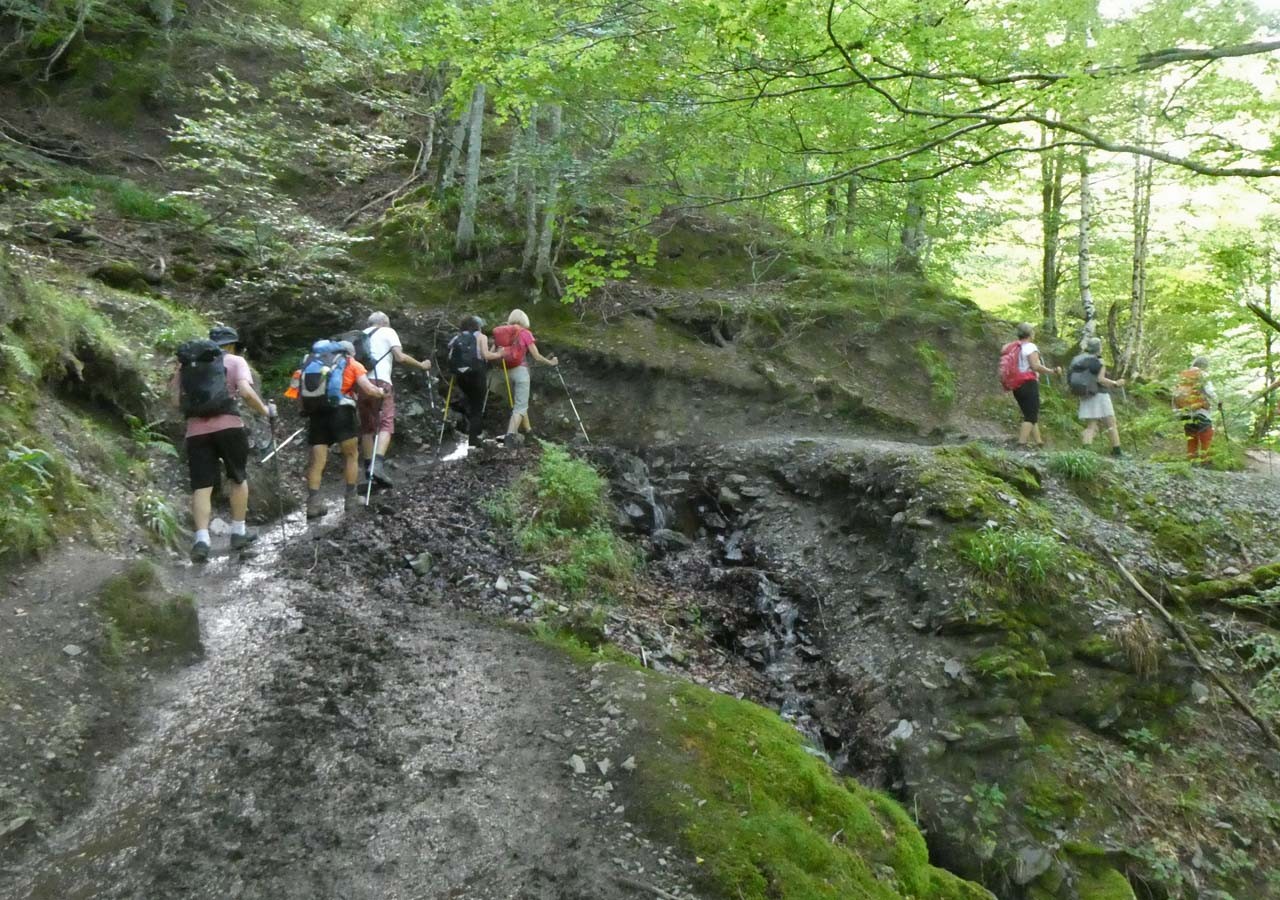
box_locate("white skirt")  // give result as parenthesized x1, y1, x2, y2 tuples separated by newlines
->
(1078, 392, 1115, 420)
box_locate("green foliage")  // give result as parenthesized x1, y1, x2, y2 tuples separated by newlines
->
(915, 341, 956, 408)
(0, 444, 82, 559)
(1046, 449, 1103, 481)
(636, 680, 990, 900)
(135, 492, 183, 549)
(958, 527, 1068, 588)
(125, 416, 177, 458)
(98, 562, 201, 662)
(490, 443, 633, 596)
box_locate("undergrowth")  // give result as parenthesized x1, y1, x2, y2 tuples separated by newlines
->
(489, 442, 634, 597)
(1046, 449, 1104, 481)
(958, 527, 1070, 589)
(98, 562, 201, 662)
(0, 444, 82, 560)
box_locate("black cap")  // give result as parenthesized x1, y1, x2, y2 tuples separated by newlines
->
(209, 325, 239, 347)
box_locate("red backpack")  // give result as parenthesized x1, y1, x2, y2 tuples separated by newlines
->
(999, 340, 1036, 392)
(493, 324, 528, 367)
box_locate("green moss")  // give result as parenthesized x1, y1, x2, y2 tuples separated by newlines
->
(915, 341, 957, 408)
(913, 444, 1043, 523)
(1076, 866, 1136, 900)
(635, 680, 991, 900)
(971, 644, 1055, 684)
(97, 562, 201, 662)
(1175, 561, 1280, 607)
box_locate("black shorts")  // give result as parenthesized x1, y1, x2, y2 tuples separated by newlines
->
(307, 405, 358, 446)
(1013, 380, 1040, 424)
(186, 427, 249, 491)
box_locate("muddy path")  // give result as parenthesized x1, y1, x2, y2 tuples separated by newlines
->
(0, 442, 698, 900)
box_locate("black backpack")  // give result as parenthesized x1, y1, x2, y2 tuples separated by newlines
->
(447, 330, 484, 374)
(336, 327, 382, 373)
(1068, 353, 1102, 398)
(177, 340, 237, 418)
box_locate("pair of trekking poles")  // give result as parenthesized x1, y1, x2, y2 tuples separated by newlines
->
(436, 359, 590, 451)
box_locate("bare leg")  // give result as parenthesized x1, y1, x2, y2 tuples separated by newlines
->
(376, 431, 391, 456)
(1081, 421, 1098, 445)
(1017, 422, 1033, 445)
(228, 479, 249, 522)
(361, 434, 375, 460)
(340, 438, 360, 486)
(1103, 416, 1121, 448)
(192, 487, 213, 531)
(307, 445, 328, 490)
(1032, 425, 1045, 447)
(507, 410, 523, 436)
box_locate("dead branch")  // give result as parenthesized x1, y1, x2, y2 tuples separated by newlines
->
(342, 135, 433, 227)
(1102, 548, 1280, 754)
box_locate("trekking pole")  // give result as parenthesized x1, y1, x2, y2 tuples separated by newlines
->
(268, 412, 288, 545)
(437, 376, 455, 450)
(1219, 404, 1231, 443)
(260, 426, 305, 463)
(365, 396, 384, 508)
(555, 367, 590, 444)
(502, 359, 514, 408)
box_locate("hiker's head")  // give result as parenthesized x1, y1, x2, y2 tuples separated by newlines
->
(367, 311, 390, 328)
(1015, 322, 1034, 340)
(209, 325, 239, 352)
(461, 315, 483, 332)
(1083, 337, 1102, 355)
(1192, 355, 1210, 370)
(507, 309, 531, 329)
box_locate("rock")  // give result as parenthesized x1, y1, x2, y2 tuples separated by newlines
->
(1191, 681, 1211, 704)
(494, 575, 510, 592)
(517, 570, 539, 584)
(728, 473, 748, 485)
(597, 758, 612, 776)
(409, 552, 432, 575)
(1222, 566, 1241, 577)
(62, 644, 84, 658)
(957, 716, 1032, 752)
(567, 754, 587, 775)
(943, 658, 965, 680)
(0, 816, 35, 845)
(888, 719, 915, 744)
(911, 517, 936, 529)
(620, 755, 636, 772)
(718, 486, 742, 508)
(1012, 847, 1054, 885)
(652, 529, 692, 552)
(91, 260, 158, 291)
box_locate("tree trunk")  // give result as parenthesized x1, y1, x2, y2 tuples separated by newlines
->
(895, 183, 927, 274)
(521, 110, 541, 274)
(1262, 247, 1276, 437)
(843, 176, 858, 250)
(1120, 153, 1154, 378)
(1040, 136, 1065, 338)
(1078, 150, 1096, 340)
(436, 99, 469, 192)
(531, 104, 563, 299)
(823, 182, 838, 241)
(454, 82, 486, 259)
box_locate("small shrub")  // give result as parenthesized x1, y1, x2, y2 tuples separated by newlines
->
(1046, 449, 1103, 481)
(529, 443, 607, 530)
(136, 492, 183, 549)
(125, 416, 178, 458)
(958, 527, 1067, 588)
(0, 444, 58, 558)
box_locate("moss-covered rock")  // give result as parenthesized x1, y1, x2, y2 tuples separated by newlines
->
(97, 562, 201, 662)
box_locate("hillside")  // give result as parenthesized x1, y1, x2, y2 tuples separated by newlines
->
(2, 5, 1280, 900)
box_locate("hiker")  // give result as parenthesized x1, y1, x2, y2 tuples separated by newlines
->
(299, 340, 385, 516)
(1069, 337, 1126, 457)
(355, 312, 432, 488)
(1000, 323, 1061, 449)
(493, 309, 558, 446)
(173, 325, 275, 563)
(444, 316, 505, 456)
(1173, 356, 1220, 463)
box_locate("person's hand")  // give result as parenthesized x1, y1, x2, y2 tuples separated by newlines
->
(548, 356, 560, 367)
(1116, 379, 1126, 388)
(1056, 366, 1064, 376)
(266, 401, 278, 420)
(421, 359, 432, 372)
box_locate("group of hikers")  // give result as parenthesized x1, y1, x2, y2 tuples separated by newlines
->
(172, 309, 556, 562)
(1001, 322, 1230, 460)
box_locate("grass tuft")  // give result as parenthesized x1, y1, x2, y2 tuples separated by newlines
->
(98, 562, 201, 662)
(958, 527, 1069, 588)
(1046, 449, 1104, 481)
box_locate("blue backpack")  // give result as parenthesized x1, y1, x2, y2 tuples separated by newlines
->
(298, 341, 351, 414)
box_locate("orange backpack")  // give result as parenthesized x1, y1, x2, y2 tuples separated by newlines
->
(1173, 368, 1207, 411)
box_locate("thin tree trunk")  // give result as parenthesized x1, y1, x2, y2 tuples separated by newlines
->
(532, 104, 563, 299)
(521, 109, 540, 274)
(823, 182, 838, 241)
(1262, 247, 1276, 436)
(437, 99, 469, 192)
(843, 176, 858, 249)
(1078, 150, 1096, 340)
(895, 183, 927, 274)
(1121, 153, 1154, 378)
(1040, 135, 1065, 338)
(454, 82, 486, 259)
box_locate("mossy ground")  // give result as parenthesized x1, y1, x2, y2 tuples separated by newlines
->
(97, 562, 201, 662)
(620, 673, 991, 900)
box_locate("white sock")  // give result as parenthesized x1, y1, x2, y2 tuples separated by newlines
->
(195, 529, 211, 545)
(231, 520, 246, 536)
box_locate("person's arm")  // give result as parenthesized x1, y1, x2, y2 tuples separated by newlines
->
(1097, 366, 1124, 390)
(477, 332, 504, 362)
(356, 373, 385, 399)
(528, 343, 559, 366)
(1202, 378, 1219, 407)
(237, 380, 273, 418)
(392, 345, 431, 372)
(1026, 350, 1059, 377)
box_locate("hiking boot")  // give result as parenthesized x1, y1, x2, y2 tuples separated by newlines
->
(344, 485, 359, 512)
(230, 531, 258, 551)
(368, 458, 394, 487)
(1110, 446, 1124, 458)
(306, 491, 327, 519)
(190, 540, 210, 563)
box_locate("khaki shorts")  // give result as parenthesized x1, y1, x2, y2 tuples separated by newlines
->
(508, 365, 531, 416)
